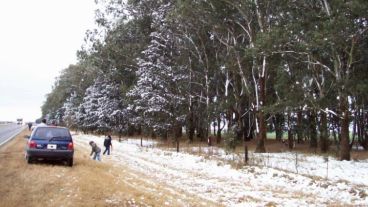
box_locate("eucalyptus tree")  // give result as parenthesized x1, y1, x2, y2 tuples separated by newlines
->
(287, 0, 368, 160)
(205, 0, 292, 152)
(348, 23, 368, 150)
(170, 0, 220, 142)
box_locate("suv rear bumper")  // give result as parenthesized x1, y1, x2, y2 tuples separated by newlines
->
(26, 149, 74, 160)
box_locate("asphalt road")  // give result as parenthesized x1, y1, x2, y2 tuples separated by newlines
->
(0, 123, 25, 146)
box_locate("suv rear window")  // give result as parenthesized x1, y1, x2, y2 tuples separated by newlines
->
(33, 128, 71, 140)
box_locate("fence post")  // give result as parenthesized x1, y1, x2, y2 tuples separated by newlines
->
(295, 151, 298, 174)
(324, 156, 329, 179)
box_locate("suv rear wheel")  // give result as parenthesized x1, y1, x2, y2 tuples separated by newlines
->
(67, 158, 73, 167)
(26, 155, 32, 164)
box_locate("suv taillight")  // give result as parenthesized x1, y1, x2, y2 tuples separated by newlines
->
(29, 140, 36, 148)
(68, 142, 74, 150)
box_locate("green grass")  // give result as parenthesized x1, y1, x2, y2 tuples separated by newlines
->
(267, 132, 287, 140)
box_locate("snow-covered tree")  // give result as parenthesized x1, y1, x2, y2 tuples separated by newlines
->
(128, 2, 187, 140)
(62, 91, 81, 129)
(77, 80, 102, 132)
(95, 80, 124, 133)
(77, 76, 126, 133)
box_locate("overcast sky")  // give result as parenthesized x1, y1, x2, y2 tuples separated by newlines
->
(0, 0, 97, 122)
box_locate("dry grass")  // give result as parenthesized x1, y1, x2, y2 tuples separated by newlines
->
(0, 130, 221, 207)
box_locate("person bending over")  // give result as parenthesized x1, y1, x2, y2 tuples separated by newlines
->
(89, 141, 101, 161)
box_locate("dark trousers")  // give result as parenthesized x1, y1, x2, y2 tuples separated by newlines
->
(103, 146, 110, 155)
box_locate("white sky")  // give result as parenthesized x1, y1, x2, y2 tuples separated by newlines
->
(0, 0, 97, 122)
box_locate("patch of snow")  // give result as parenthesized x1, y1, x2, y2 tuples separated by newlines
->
(125, 138, 158, 147)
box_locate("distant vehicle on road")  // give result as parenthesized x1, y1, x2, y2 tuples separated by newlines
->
(16, 118, 23, 125)
(25, 126, 74, 166)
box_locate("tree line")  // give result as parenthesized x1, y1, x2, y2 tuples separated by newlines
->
(42, 0, 368, 160)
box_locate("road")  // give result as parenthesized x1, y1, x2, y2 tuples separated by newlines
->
(0, 123, 25, 146)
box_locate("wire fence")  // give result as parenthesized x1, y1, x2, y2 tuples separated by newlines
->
(247, 151, 331, 179)
(123, 137, 368, 185)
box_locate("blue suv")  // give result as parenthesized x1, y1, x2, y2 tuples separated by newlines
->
(25, 126, 74, 166)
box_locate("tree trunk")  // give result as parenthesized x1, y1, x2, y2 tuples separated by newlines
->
(331, 113, 339, 146)
(357, 108, 363, 145)
(196, 114, 206, 142)
(362, 134, 368, 150)
(350, 110, 357, 150)
(320, 111, 329, 152)
(176, 139, 179, 152)
(161, 130, 168, 140)
(227, 109, 233, 131)
(172, 121, 180, 152)
(244, 111, 254, 141)
(127, 124, 135, 136)
(287, 112, 294, 150)
(136, 124, 142, 135)
(233, 112, 243, 144)
(255, 111, 266, 152)
(359, 108, 368, 150)
(151, 129, 156, 139)
(297, 110, 303, 143)
(188, 110, 195, 142)
(216, 116, 222, 143)
(175, 123, 182, 139)
(213, 122, 216, 136)
(332, 127, 337, 145)
(339, 95, 350, 160)
(275, 113, 284, 141)
(255, 77, 266, 153)
(236, 108, 245, 142)
(309, 110, 318, 150)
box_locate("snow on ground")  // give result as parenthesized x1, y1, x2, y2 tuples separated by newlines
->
(73, 133, 368, 207)
(124, 138, 157, 148)
(187, 147, 368, 186)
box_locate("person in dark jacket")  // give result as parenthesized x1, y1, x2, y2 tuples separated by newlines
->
(103, 135, 113, 155)
(89, 141, 101, 161)
(27, 122, 33, 131)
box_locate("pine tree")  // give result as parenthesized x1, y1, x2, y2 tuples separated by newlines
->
(128, 2, 188, 149)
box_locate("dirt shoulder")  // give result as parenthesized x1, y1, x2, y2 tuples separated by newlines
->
(0, 130, 219, 207)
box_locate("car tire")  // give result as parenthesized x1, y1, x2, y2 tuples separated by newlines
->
(68, 158, 73, 167)
(26, 155, 32, 164)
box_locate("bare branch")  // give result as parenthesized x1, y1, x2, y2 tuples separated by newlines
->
(302, 60, 335, 77)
